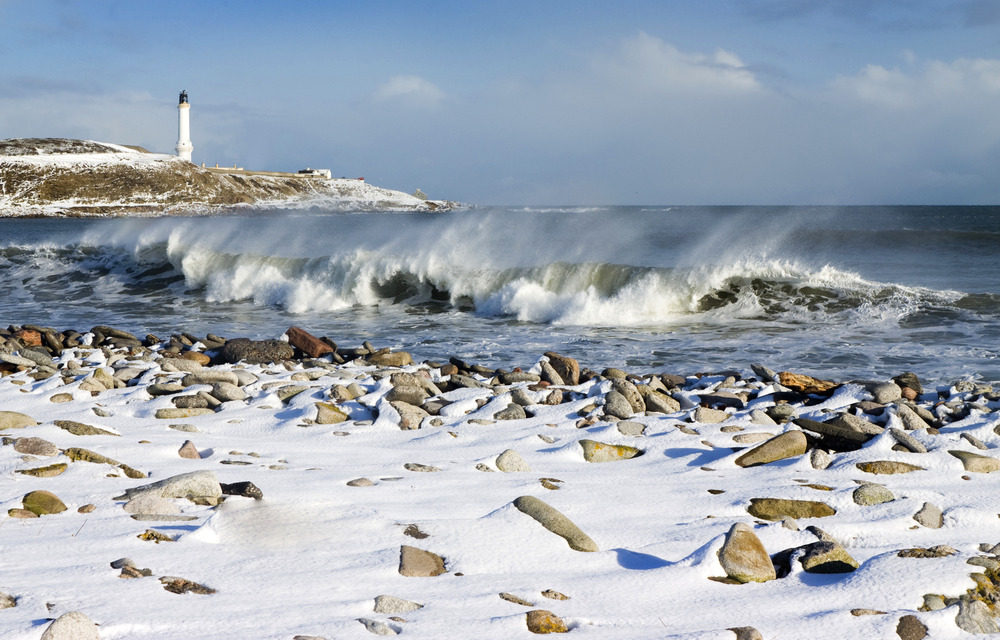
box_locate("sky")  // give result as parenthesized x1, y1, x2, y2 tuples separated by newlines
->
(1, 0, 999, 206)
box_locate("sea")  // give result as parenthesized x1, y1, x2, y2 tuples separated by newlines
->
(1, 205, 998, 386)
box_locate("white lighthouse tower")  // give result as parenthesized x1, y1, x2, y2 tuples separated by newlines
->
(175, 90, 193, 162)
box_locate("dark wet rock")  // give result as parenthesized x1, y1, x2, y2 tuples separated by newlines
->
(896, 614, 927, 640)
(220, 338, 294, 364)
(793, 418, 871, 451)
(220, 481, 263, 500)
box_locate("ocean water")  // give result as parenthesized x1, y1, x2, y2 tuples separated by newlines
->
(1, 205, 998, 385)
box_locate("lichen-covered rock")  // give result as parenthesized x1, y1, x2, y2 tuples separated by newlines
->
(579, 439, 643, 463)
(23, 490, 67, 515)
(315, 401, 349, 424)
(16, 462, 68, 478)
(54, 420, 117, 436)
(718, 523, 776, 583)
(526, 609, 569, 634)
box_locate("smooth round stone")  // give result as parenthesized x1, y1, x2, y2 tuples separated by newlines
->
(496, 449, 532, 472)
(0, 411, 37, 429)
(210, 381, 247, 402)
(40, 611, 100, 640)
(718, 522, 776, 583)
(14, 437, 59, 457)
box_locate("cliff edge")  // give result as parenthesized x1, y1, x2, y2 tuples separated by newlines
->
(0, 138, 454, 216)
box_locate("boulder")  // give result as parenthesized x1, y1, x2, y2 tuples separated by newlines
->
(494, 403, 527, 420)
(385, 385, 428, 406)
(948, 450, 1000, 473)
(799, 541, 859, 573)
(210, 381, 247, 402)
(694, 406, 729, 424)
(610, 378, 645, 413)
(368, 351, 414, 367)
(543, 352, 580, 385)
(513, 495, 598, 552)
(602, 390, 634, 419)
(115, 470, 222, 503)
(895, 614, 927, 640)
(40, 611, 100, 640)
(315, 402, 349, 424)
(956, 597, 1000, 634)
(23, 490, 67, 515)
(13, 437, 59, 456)
(0, 410, 37, 429)
(391, 401, 429, 430)
(734, 431, 808, 468)
(718, 523, 776, 583)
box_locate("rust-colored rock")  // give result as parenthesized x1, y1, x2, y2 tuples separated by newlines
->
(181, 351, 211, 365)
(543, 352, 580, 386)
(286, 326, 334, 358)
(778, 371, 839, 394)
(13, 328, 42, 346)
(526, 609, 569, 634)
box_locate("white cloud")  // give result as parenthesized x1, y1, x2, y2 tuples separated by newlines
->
(593, 32, 760, 95)
(373, 75, 445, 109)
(833, 56, 1000, 108)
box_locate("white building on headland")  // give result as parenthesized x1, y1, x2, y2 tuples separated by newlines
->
(175, 90, 193, 162)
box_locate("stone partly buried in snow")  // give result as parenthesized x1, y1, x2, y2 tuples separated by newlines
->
(579, 439, 643, 463)
(496, 449, 532, 472)
(16, 462, 68, 478)
(734, 430, 808, 467)
(22, 490, 67, 515)
(717, 523, 776, 583)
(747, 498, 836, 520)
(526, 609, 569, 634)
(39, 611, 100, 640)
(513, 495, 599, 552)
(856, 460, 925, 475)
(373, 594, 424, 614)
(390, 401, 429, 430)
(114, 470, 222, 504)
(314, 402, 349, 425)
(155, 407, 216, 420)
(398, 545, 447, 577)
(54, 420, 118, 436)
(0, 411, 37, 430)
(853, 483, 895, 506)
(799, 541, 859, 573)
(948, 450, 1000, 473)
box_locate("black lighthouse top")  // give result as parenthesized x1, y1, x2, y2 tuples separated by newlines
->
(179, 90, 189, 105)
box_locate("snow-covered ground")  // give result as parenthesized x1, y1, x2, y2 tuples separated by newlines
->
(2, 330, 999, 639)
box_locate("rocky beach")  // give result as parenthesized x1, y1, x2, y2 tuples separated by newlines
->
(2, 322, 1000, 639)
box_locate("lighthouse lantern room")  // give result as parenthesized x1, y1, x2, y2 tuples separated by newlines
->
(175, 90, 193, 162)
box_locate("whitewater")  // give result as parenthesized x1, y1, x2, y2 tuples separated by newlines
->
(1, 205, 998, 384)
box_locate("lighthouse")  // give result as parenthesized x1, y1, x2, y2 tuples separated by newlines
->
(175, 90, 193, 162)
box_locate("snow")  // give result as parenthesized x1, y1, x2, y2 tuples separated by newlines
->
(1, 345, 999, 639)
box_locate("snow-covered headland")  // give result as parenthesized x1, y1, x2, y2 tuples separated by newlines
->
(0, 139, 455, 217)
(2, 323, 1000, 639)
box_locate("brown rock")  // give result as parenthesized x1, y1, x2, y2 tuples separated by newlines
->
(526, 609, 568, 634)
(896, 614, 927, 640)
(181, 351, 211, 365)
(13, 328, 42, 346)
(718, 523, 776, 583)
(368, 351, 414, 367)
(16, 463, 67, 478)
(747, 498, 836, 520)
(734, 431, 808, 467)
(178, 440, 201, 459)
(398, 545, 446, 576)
(543, 352, 580, 386)
(856, 460, 925, 475)
(286, 326, 334, 358)
(778, 371, 839, 394)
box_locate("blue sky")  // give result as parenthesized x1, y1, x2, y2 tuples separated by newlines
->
(2, 0, 999, 205)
